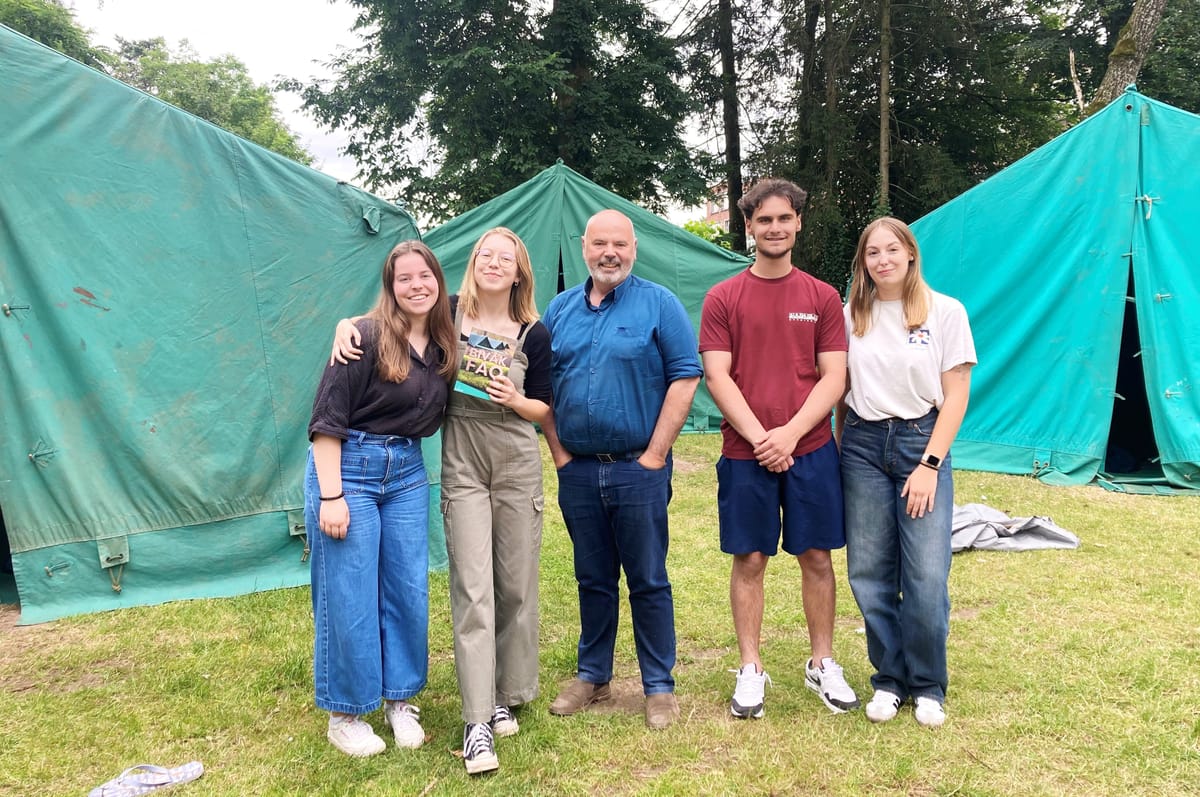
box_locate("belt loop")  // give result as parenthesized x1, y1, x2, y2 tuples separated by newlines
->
(355, 430, 367, 445)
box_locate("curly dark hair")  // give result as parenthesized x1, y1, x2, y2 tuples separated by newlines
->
(737, 178, 808, 219)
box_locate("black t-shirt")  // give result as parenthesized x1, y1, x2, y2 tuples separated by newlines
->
(307, 319, 449, 440)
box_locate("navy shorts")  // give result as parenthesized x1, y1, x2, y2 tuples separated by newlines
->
(716, 437, 846, 556)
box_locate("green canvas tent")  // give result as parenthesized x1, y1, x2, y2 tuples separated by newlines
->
(0, 26, 423, 623)
(421, 161, 752, 432)
(912, 88, 1200, 491)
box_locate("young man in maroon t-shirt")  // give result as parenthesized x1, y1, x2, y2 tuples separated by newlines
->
(699, 178, 860, 719)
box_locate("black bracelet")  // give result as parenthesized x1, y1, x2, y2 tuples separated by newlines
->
(319, 491, 345, 501)
(917, 461, 939, 471)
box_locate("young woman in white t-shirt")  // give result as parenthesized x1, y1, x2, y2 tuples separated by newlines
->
(835, 217, 976, 728)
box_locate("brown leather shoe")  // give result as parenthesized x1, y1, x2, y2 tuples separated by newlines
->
(644, 692, 679, 729)
(549, 678, 611, 716)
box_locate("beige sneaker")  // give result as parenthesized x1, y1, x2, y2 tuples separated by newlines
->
(548, 678, 611, 716)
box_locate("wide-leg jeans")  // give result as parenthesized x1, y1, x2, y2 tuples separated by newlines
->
(841, 409, 953, 703)
(306, 430, 430, 715)
(556, 455, 676, 695)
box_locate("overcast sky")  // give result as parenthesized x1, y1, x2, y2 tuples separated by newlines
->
(70, 0, 362, 181)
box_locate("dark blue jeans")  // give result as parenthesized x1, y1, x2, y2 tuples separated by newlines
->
(555, 455, 675, 695)
(841, 409, 953, 703)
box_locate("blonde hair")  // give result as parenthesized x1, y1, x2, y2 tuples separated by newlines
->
(367, 240, 457, 383)
(458, 227, 539, 324)
(847, 216, 931, 337)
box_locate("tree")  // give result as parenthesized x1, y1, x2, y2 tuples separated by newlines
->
(0, 0, 106, 67)
(1139, 0, 1200, 112)
(748, 0, 1073, 289)
(678, 0, 794, 254)
(112, 38, 312, 165)
(1086, 0, 1170, 114)
(716, 0, 745, 251)
(296, 0, 709, 220)
(682, 218, 732, 249)
(877, 0, 891, 214)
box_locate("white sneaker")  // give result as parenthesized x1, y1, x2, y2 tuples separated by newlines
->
(327, 714, 386, 757)
(385, 701, 425, 748)
(914, 697, 946, 728)
(804, 657, 860, 713)
(490, 705, 519, 737)
(865, 690, 903, 723)
(729, 663, 771, 719)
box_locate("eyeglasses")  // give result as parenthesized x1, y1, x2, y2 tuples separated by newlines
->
(475, 248, 517, 266)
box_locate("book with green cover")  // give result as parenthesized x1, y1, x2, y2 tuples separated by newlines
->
(454, 328, 516, 400)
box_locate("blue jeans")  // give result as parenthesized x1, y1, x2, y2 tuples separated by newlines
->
(841, 409, 953, 703)
(306, 431, 430, 714)
(555, 455, 675, 695)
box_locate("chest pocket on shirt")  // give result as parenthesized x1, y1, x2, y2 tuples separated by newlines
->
(611, 325, 651, 360)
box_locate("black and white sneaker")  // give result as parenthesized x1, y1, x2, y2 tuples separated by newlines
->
(866, 689, 903, 723)
(914, 696, 946, 727)
(490, 705, 519, 737)
(729, 663, 771, 719)
(463, 722, 499, 775)
(804, 657, 860, 713)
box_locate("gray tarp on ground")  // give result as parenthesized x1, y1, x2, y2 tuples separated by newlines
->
(951, 504, 1080, 553)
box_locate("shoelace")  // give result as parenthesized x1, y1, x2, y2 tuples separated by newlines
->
(390, 703, 420, 723)
(817, 660, 850, 689)
(491, 705, 514, 725)
(729, 667, 774, 687)
(464, 723, 493, 759)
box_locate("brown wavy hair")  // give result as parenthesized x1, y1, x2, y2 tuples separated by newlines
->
(847, 216, 931, 337)
(457, 227, 539, 324)
(367, 240, 457, 383)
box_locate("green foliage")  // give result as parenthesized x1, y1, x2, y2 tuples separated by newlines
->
(0, 0, 106, 67)
(682, 219, 732, 249)
(111, 38, 312, 165)
(1140, 0, 1200, 112)
(296, 0, 711, 220)
(1, 2, 311, 165)
(750, 0, 1082, 288)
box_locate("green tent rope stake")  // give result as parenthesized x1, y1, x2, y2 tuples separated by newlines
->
(44, 561, 70, 578)
(27, 440, 56, 468)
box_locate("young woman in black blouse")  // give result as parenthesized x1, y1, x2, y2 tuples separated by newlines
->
(305, 240, 456, 757)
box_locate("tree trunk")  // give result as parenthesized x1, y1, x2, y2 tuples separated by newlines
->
(1085, 0, 1168, 116)
(877, 0, 891, 213)
(718, 0, 745, 251)
(822, 0, 839, 190)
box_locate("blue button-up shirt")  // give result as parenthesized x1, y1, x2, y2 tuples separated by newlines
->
(542, 273, 703, 455)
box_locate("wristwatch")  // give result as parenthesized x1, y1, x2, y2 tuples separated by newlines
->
(920, 453, 942, 470)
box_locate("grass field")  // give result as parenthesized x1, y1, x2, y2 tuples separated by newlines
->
(2, 433, 1198, 796)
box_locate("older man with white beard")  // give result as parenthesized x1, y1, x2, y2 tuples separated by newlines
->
(541, 209, 701, 730)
